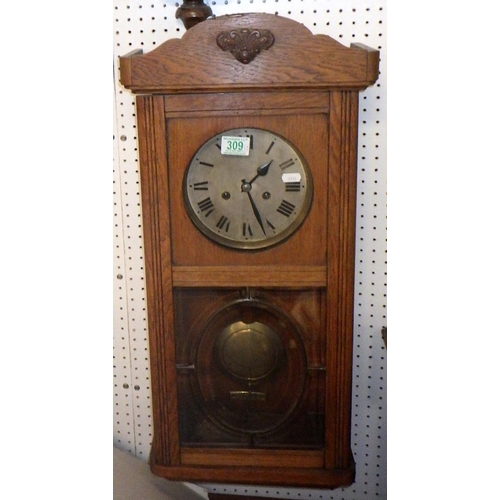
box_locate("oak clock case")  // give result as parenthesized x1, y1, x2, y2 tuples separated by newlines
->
(119, 11, 379, 490)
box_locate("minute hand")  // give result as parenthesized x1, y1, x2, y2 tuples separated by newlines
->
(246, 191, 266, 235)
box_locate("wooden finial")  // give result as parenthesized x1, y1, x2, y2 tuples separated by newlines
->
(175, 1, 213, 30)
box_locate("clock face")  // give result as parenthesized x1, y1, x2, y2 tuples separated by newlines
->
(183, 128, 313, 250)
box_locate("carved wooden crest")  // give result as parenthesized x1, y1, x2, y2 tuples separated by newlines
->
(216, 28, 275, 64)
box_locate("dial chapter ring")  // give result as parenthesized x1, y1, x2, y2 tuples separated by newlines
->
(182, 127, 313, 250)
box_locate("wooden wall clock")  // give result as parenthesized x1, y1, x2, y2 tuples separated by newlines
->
(119, 12, 379, 489)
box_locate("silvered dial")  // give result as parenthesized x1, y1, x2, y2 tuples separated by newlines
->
(183, 128, 313, 250)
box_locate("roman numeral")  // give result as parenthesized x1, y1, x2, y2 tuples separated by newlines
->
(285, 182, 301, 192)
(266, 219, 276, 231)
(277, 200, 296, 217)
(199, 161, 214, 168)
(266, 141, 275, 155)
(193, 181, 209, 190)
(246, 134, 254, 149)
(279, 158, 295, 170)
(198, 197, 214, 216)
(216, 215, 230, 232)
(242, 222, 253, 237)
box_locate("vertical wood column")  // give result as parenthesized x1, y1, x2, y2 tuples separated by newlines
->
(325, 90, 359, 470)
(136, 96, 180, 466)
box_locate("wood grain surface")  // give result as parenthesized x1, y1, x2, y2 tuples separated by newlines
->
(120, 11, 379, 490)
(120, 13, 379, 93)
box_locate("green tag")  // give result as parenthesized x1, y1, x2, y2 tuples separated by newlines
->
(221, 136, 250, 156)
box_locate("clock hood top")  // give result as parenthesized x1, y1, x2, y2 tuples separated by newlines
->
(119, 12, 379, 94)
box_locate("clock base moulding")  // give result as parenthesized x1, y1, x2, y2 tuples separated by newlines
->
(150, 456, 356, 489)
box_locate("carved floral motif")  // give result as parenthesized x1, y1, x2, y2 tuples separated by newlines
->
(216, 28, 275, 64)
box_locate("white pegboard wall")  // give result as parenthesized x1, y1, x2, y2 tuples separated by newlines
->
(113, 1, 387, 498)
(113, 69, 153, 458)
(113, 83, 136, 455)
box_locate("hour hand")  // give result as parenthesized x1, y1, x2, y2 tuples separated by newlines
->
(248, 159, 273, 185)
(257, 159, 273, 177)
